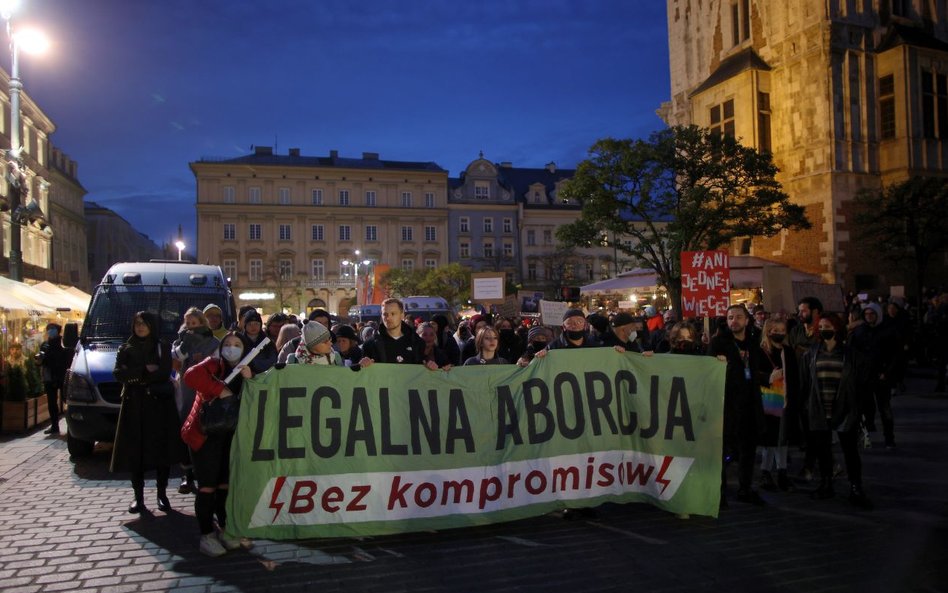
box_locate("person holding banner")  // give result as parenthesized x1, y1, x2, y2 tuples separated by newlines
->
(540, 308, 602, 352)
(757, 318, 801, 492)
(708, 304, 767, 506)
(799, 314, 872, 508)
(462, 327, 509, 366)
(288, 321, 344, 366)
(361, 298, 438, 369)
(182, 332, 255, 556)
(238, 310, 278, 374)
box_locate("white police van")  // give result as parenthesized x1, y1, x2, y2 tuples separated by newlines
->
(64, 261, 235, 458)
(402, 295, 456, 325)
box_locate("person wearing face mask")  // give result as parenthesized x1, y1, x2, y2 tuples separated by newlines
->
(172, 307, 220, 494)
(517, 325, 554, 367)
(849, 302, 898, 448)
(431, 314, 461, 368)
(542, 309, 600, 350)
(602, 313, 651, 353)
(756, 318, 801, 492)
(416, 322, 450, 368)
(799, 314, 871, 508)
(494, 317, 523, 364)
(664, 321, 704, 355)
(36, 323, 68, 435)
(182, 332, 255, 556)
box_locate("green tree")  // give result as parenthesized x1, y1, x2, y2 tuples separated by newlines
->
(558, 126, 810, 317)
(419, 263, 472, 307)
(382, 268, 428, 298)
(854, 176, 948, 305)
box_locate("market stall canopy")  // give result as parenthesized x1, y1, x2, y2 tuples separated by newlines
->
(30, 281, 91, 313)
(0, 289, 53, 318)
(581, 257, 821, 296)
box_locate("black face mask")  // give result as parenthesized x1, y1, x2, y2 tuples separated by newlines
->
(565, 329, 586, 341)
(677, 340, 694, 350)
(530, 341, 547, 351)
(819, 329, 836, 341)
(770, 334, 786, 344)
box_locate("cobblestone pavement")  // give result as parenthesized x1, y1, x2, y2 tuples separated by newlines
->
(1, 375, 945, 593)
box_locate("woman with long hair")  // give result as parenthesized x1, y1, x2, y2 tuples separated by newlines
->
(462, 327, 509, 366)
(799, 313, 871, 508)
(757, 318, 801, 492)
(182, 332, 254, 556)
(111, 311, 180, 514)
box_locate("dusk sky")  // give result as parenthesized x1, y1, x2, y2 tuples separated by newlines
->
(12, 0, 670, 249)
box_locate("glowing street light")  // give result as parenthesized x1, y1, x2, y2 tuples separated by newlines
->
(341, 249, 372, 306)
(174, 240, 185, 261)
(2, 2, 51, 281)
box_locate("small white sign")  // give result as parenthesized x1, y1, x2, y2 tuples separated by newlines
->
(472, 275, 505, 301)
(539, 300, 570, 326)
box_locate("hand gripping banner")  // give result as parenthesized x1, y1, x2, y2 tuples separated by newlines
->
(227, 349, 725, 539)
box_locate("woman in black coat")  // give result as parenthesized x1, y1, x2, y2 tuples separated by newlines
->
(110, 311, 181, 514)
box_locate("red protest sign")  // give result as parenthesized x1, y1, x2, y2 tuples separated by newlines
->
(680, 250, 730, 318)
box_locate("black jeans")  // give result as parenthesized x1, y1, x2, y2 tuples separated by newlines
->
(809, 429, 862, 486)
(44, 381, 60, 427)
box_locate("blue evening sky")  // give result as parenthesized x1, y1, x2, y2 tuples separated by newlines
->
(13, 0, 670, 248)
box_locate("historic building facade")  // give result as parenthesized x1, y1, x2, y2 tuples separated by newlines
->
(47, 147, 89, 289)
(661, 0, 948, 291)
(84, 201, 163, 287)
(191, 147, 449, 316)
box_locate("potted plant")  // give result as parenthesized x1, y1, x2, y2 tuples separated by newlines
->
(1, 357, 49, 433)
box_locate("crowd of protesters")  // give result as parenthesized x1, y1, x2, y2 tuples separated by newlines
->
(97, 288, 948, 557)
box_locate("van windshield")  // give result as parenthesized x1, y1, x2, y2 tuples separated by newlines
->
(82, 285, 232, 341)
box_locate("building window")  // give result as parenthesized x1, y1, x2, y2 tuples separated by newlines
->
(460, 241, 470, 258)
(249, 224, 261, 241)
(880, 74, 896, 140)
(311, 224, 324, 241)
(339, 225, 351, 241)
(424, 192, 435, 208)
(401, 226, 413, 241)
(339, 190, 350, 206)
(401, 258, 414, 271)
(526, 229, 536, 246)
(474, 182, 490, 199)
(533, 191, 542, 204)
(249, 259, 263, 282)
(731, 0, 750, 46)
(365, 190, 377, 207)
(600, 263, 611, 279)
(425, 258, 437, 270)
(484, 241, 494, 258)
(312, 189, 323, 205)
(586, 263, 594, 280)
(758, 91, 772, 153)
(278, 187, 290, 205)
(503, 218, 512, 233)
(527, 262, 537, 280)
(222, 259, 236, 280)
(483, 218, 493, 233)
(278, 224, 292, 241)
(401, 192, 412, 207)
(249, 186, 262, 204)
(921, 70, 948, 139)
(223, 186, 235, 204)
(503, 242, 513, 258)
(543, 229, 552, 245)
(365, 225, 378, 242)
(710, 99, 735, 138)
(459, 217, 470, 233)
(223, 223, 236, 240)
(424, 226, 436, 242)
(311, 259, 325, 280)
(279, 259, 293, 280)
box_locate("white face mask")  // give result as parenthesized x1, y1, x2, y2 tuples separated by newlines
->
(221, 346, 243, 364)
(628, 330, 637, 343)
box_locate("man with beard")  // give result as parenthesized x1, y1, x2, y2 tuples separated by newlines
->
(361, 298, 438, 369)
(709, 304, 767, 506)
(788, 297, 823, 359)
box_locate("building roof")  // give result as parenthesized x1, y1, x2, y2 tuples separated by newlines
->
(876, 22, 948, 53)
(690, 48, 771, 97)
(497, 165, 576, 202)
(193, 148, 446, 173)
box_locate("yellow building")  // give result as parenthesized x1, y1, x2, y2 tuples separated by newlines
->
(190, 147, 449, 316)
(661, 0, 948, 292)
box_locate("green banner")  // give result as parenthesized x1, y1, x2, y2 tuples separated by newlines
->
(227, 349, 725, 539)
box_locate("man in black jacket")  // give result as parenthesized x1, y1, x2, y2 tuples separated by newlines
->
(708, 305, 767, 506)
(36, 323, 68, 435)
(361, 298, 438, 370)
(849, 302, 898, 448)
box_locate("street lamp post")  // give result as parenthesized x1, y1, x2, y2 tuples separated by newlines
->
(341, 249, 372, 306)
(2, 3, 49, 281)
(174, 240, 185, 261)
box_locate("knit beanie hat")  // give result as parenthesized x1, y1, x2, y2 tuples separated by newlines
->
(303, 320, 331, 347)
(527, 326, 553, 342)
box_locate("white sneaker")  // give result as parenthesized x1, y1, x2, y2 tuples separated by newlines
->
(199, 533, 227, 557)
(217, 530, 242, 551)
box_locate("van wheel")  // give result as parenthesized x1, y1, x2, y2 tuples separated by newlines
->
(67, 434, 94, 459)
